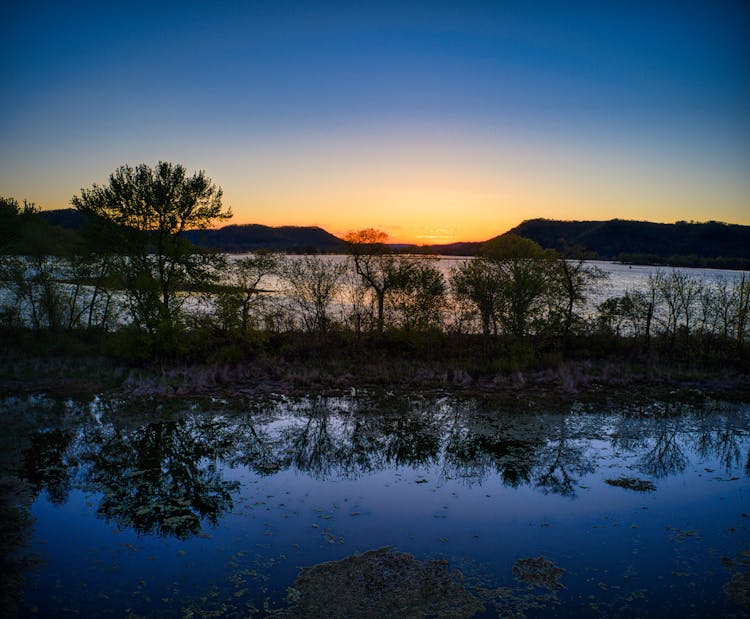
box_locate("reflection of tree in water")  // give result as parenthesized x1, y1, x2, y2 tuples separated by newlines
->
(443, 419, 541, 488)
(0, 405, 61, 618)
(441, 412, 597, 496)
(280, 411, 340, 477)
(342, 399, 443, 474)
(693, 412, 747, 473)
(610, 402, 750, 479)
(230, 419, 285, 475)
(638, 420, 688, 478)
(277, 409, 441, 478)
(336, 416, 390, 475)
(82, 418, 239, 539)
(20, 429, 76, 504)
(534, 419, 595, 497)
(11, 396, 750, 547)
(377, 414, 441, 467)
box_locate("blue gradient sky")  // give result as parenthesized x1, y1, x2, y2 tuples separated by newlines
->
(2, 1, 748, 242)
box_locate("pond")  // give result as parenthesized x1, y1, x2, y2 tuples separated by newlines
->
(1, 395, 749, 617)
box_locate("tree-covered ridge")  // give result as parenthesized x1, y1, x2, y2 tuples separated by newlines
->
(184, 224, 345, 252)
(509, 218, 750, 261)
(34, 209, 345, 254)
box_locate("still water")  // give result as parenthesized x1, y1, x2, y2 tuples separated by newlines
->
(231, 254, 748, 300)
(2, 395, 749, 617)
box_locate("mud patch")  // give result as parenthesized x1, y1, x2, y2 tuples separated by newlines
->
(282, 547, 484, 618)
(723, 550, 750, 610)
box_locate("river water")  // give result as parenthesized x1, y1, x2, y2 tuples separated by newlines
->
(2, 395, 748, 617)
(232, 254, 748, 297)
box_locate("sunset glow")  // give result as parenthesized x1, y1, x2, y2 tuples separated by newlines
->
(2, 2, 748, 244)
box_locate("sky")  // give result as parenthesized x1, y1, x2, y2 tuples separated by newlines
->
(1, 1, 748, 244)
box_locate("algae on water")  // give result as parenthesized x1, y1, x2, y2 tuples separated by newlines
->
(604, 477, 656, 492)
(512, 556, 566, 591)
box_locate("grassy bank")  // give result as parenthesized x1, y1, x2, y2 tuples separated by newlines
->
(1, 328, 748, 404)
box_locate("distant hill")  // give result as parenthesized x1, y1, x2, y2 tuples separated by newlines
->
(36, 210, 750, 266)
(507, 218, 750, 263)
(39, 209, 345, 253)
(39, 208, 87, 229)
(415, 241, 483, 256)
(184, 224, 345, 253)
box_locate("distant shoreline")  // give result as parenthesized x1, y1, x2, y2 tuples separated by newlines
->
(33, 210, 750, 267)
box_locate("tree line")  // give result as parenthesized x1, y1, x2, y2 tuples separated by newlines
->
(1, 163, 748, 366)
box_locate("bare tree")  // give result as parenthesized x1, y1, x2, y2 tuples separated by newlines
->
(215, 250, 279, 334)
(549, 253, 607, 337)
(732, 273, 750, 354)
(283, 255, 346, 336)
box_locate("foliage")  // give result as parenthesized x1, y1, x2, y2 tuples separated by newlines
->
(450, 258, 502, 339)
(548, 252, 608, 337)
(71, 162, 231, 349)
(451, 234, 557, 339)
(386, 258, 446, 331)
(3, 180, 750, 369)
(344, 228, 398, 334)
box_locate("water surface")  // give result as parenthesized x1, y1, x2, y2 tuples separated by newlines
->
(2, 395, 748, 617)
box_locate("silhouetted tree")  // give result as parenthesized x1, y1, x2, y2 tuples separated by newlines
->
(549, 251, 607, 337)
(733, 273, 750, 356)
(451, 235, 555, 340)
(0, 197, 23, 252)
(344, 229, 398, 334)
(483, 234, 556, 338)
(72, 162, 231, 346)
(387, 258, 446, 331)
(450, 258, 502, 340)
(0, 201, 74, 331)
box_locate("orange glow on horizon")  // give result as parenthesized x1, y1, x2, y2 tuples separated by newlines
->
(199, 128, 750, 245)
(22, 126, 750, 246)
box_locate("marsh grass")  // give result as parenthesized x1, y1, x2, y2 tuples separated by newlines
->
(1, 325, 748, 401)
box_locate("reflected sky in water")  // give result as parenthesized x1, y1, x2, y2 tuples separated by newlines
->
(2, 395, 749, 617)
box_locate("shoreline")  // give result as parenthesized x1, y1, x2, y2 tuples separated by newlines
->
(2, 354, 748, 406)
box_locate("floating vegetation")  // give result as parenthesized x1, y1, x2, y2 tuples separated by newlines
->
(604, 477, 656, 492)
(666, 527, 701, 543)
(281, 547, 484, 618)
(724, 571, 750, 609)
(472, 558, 567, 619)
(723, 551, 750, 610)
(512, 556, 566, 591)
